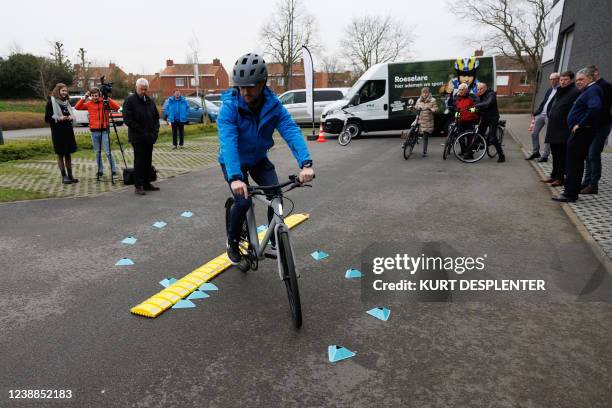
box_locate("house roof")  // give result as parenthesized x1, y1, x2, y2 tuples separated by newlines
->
(160, 63, 223, 77)
(494, 55, 526, 72)
(267, 62, 305, 76)
(75, 64, 128, 79)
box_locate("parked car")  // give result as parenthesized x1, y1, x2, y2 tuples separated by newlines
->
(278, 88, 348, 125)
(68, 96, 124, 127)
(185, 97, 219, 123)
(205, 93, 224, 108)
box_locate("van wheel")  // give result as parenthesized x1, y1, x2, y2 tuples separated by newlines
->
(345, 122, 361, 138)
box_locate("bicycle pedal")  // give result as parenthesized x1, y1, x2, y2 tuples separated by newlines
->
(264, 253, 278, 260)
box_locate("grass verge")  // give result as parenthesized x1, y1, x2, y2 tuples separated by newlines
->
(0, 187, 51, 202)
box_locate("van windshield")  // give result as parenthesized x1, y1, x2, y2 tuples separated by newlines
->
(344, 80, 365, 101)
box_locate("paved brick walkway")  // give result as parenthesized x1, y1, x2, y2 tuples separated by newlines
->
(0, 138, 221, 198)
(505, 114, 612, 261)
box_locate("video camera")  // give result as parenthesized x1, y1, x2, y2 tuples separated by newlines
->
(99, 76, 113, 99)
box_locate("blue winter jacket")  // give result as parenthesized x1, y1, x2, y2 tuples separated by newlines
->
(163, 96, 189, 123)
(217, 87, 311, 181)
(567, 83, 603, 129)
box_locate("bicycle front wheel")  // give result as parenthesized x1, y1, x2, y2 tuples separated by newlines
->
(338, 129, 351, 146)
(403, 134, 416, 160)
(278, 228, 302, 328)
(454, 132, 487, 163)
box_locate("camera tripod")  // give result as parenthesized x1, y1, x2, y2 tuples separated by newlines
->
(95, 97, 129, 185)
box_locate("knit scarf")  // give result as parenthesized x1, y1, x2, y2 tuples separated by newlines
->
(51, 96, 77, 123)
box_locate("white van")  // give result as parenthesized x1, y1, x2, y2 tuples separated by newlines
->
(278, 88, 348, 125)
(321, 57, 495, 137)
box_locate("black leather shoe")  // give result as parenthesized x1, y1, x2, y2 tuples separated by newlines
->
(497, 155, 506, 163)
(144, 184, 160, 191)
(537, 157, 548, 163)
(552, 194, 577, 203)
(135, 186, 146, 195)
(526, 152, 540, 160)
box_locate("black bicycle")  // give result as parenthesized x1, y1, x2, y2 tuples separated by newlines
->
(224, 175, 312, 328)
(402, 108, 423, 160)
(454, 118, 506, 163)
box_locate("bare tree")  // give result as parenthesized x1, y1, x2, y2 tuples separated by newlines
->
(320, 55, 353, 88)
(77, 47, 91, 92)
(454, 0, 552, 81)
(259, 0, 318, 91)
(341, 14, 412, 75)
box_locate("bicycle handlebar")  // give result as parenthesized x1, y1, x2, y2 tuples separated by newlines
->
(247, 175, 315, 195)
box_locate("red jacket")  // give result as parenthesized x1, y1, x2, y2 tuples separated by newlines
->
(454, 94, 479, 122)
(75, 98, 120, 130)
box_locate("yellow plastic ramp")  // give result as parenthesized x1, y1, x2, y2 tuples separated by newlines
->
(130, 213, 310, 318)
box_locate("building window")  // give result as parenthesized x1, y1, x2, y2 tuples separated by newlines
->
(496, 75, 509, 86)
(277, 77, 285, 87)
(89, 80, 95, 88)
(190, 77, 198, 87)
(176, 78, 185, 87)
(520, 75, 530, 86)
(216, 78, 219, 87)
(559, 29, 574, 72)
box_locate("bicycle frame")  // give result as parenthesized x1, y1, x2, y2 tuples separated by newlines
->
(244, 194, 298, 281)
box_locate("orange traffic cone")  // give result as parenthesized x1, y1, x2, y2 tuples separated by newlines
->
(316, 123, 327, 143)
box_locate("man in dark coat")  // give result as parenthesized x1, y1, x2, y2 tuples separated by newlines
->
(553, 68, 603, 203)
(123, 78, 160, 195)
(474, 82, 505, 162)
(543, 71, 580, 186)
(581, 65, 612, 194)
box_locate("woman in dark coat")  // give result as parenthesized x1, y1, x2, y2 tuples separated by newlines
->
(544, 71, 581, 186)
(44, 83, 79, 184)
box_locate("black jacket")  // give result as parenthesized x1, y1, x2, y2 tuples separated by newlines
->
(545, 83, 580, 144)
(596, 78, 612, 124)
(122, 93, 160, 144)
(475, 89, 499, 122)
(534, 87, 555, 116)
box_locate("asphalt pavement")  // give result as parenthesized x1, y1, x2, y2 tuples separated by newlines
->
(1, 131, 612, 407)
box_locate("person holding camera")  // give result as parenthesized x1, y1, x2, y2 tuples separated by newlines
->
(75, 87, 120, 178)
(122, 78, 160, 195)
(163, 89, 189, 149)
(44, 83, 79, 184)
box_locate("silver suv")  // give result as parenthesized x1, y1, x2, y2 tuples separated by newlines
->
(278, 88, 348, 125)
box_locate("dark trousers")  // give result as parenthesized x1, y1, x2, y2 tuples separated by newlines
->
(458, 120, 477, 153)
(479, 119, 504, 156)
(549, 143, 566, 181)
(564, 128, 595, 198)
(220, 158, 280, 243)
(132, 141, 154, 188)
(171, 122, 185, 146)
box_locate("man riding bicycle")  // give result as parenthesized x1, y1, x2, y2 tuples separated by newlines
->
(218, 53, 315, 265)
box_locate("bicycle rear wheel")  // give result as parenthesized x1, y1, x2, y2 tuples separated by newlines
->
(454, 132, 487, 163)
(278, 227, 302, 328)
(486, 126, 505, 158)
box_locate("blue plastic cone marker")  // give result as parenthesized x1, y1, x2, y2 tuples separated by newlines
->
(159, 278, 178, 288)
(199, 282, 218, 291)
(153, 221, 167, 229)
(121, 236, 137, 245)
(311, 250, 329, 261)
(345, 268, 362, 279)
(366, 307, 391, 321)
(187, 290, 210, 300)
(115, 258, 134, 266)
(328, 345, 356, 363)
(172, 299, 196, 309)
(181, 211, 194, 218)
(257, 224, 268, 233)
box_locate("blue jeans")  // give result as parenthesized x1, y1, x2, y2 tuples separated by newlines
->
(91, 130, 116, 174)
(220, 158, 280, 243)
(530, 115, 550, 157)
(583, 123, 612, 188)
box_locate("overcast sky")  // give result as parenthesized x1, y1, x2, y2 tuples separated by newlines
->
(1, 0, 482, 74)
